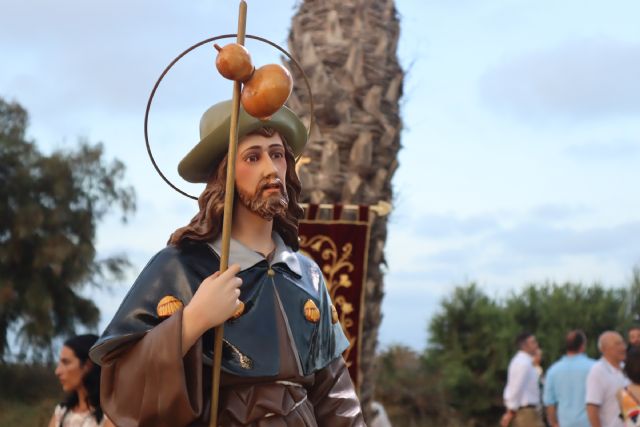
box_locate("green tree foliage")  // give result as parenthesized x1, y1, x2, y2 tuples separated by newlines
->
(505, 283, 628, 360)
(425, 284, 512, 426)
(375, 345, 452, 427)
(0, 98, 135, 361)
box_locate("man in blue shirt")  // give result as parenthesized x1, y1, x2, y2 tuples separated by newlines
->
(543, 330, 596, 427)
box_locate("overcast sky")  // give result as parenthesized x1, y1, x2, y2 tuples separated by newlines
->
(2, 0, 639, 352)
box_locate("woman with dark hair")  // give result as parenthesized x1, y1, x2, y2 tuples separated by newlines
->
(48, 334, 115, 427)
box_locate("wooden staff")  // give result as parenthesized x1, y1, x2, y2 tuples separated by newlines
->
(210, 2, 247, 426)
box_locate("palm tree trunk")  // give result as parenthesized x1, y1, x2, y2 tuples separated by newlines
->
(287, 0, 403, 421)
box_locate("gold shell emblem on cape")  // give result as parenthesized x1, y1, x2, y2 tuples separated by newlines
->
(231, 301, 245, 320)
(330, 304, 339, 324)
(157, 295, 183, 319)
(304, 299, 320, 323)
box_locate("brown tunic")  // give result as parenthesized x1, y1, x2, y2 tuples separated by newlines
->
(100, 297, 365, 426)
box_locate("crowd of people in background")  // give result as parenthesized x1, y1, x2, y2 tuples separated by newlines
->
(501, 326, 640, 427)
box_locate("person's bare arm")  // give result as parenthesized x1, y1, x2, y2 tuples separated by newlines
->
(546, 405, 559, 427)
(500, 410, 515, 427)
(587, 404, 602, 427)
(102, 415, 117, 427)
(47, 414, 56, 427)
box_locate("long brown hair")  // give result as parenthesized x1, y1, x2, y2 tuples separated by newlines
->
(168, 128, 303, 250)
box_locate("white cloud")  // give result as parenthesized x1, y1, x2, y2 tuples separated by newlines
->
(479, 38, 640, 123)
(497, 221, 640, 258)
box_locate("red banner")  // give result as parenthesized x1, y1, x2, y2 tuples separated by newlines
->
(298, 204, 371, 392)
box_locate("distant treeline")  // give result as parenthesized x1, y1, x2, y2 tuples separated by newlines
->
(0, 362, 60, 426)
(374, 268, 640, 427)
(0, 362, 58, 401)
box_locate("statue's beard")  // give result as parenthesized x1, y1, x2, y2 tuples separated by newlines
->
(237, 176, 289, 220)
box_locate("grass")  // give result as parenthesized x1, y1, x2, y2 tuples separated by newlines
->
(0, 362, 62, 426)
(0, 397, 58, 427)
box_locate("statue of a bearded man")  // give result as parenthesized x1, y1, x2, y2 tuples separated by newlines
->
(90, 101, 365, 427)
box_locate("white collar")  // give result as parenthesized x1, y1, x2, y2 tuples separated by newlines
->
(600, 357, 623, 372)
(209, 232, 301, 275)
(517, 350, 533, 360)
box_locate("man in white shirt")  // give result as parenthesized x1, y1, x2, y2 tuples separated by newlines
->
(586, 331, 628, 427)
(501, 332, 544, 427)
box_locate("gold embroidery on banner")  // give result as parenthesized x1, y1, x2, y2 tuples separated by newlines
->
(299, 234, 357, 365)
(334, 295, 356, 364)
(299, 235, 355, 296)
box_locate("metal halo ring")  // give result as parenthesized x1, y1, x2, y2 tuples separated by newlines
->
(144, 34, 315, 200)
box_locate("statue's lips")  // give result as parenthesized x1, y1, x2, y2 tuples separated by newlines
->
(259, 181, 284, 194)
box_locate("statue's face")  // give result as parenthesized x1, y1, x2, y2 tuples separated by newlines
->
(235, 132, 289, 219)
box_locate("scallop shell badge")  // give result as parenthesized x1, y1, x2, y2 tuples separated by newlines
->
(157, 295, 183, 319)
(231, 301, 245, 320)
(330, 304, 339, 324)
(303, 299, 320, 323)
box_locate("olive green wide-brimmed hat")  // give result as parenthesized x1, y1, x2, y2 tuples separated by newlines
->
(178, 100, 308, 183)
